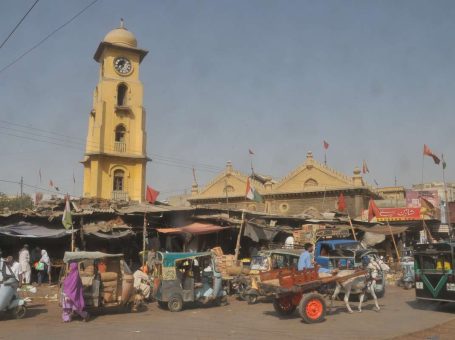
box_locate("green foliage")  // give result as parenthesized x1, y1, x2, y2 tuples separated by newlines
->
(0, 192, 33, 211)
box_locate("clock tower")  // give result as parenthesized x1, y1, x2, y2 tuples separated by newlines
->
(82, 20, 149, 202)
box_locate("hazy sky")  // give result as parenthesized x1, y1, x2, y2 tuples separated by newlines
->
(0, 0, 454, 199)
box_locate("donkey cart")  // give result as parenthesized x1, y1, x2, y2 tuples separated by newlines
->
(258, 267, 366, 324)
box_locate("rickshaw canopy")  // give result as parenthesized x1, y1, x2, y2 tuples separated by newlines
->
(157, 251, 213, 267)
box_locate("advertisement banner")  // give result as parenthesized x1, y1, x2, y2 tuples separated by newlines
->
(376, 207, 421, 221)
(406, 189, 439, 208)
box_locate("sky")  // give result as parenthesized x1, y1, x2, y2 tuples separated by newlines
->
(0, 0, 454, 199)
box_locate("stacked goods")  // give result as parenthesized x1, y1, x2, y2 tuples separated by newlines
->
(215, 254, 244, 276)
(100, 272, 118, 303)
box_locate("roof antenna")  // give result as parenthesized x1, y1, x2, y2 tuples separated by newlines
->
(120, 18, 125, 29)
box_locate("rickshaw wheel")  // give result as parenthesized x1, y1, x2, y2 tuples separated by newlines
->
(247, 294, 258, 305)
(298, 293, 326, 324)
(168, 295, 183, 312)
(273, 296, 296, 316)
(157, 300, 168, 310)
(13, 305, 27, 319)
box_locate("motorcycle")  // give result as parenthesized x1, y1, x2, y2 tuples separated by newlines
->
(0, 263, 27, 319)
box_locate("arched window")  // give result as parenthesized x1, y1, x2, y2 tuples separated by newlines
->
(115, 125, 126, 142)
(304, 178, 318, 187)
(117, 84, 127, 106)
(113, 169, 124, 191)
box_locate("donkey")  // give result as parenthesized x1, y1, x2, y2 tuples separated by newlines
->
(330, 256, 389, 313)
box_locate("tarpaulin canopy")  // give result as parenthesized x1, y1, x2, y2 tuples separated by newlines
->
(63, 251, 123, 263)
(156, 223, 229, 235)
(356, 225, 408, 235)
(0, 221, 75, 238)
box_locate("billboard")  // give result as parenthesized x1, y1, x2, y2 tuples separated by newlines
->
(376, 207, 421, 221)
(406, 189, 439, 208)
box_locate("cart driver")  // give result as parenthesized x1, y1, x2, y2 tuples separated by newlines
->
(298, 243, 332, 275)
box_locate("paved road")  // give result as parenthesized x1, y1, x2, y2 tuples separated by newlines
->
(1, 286, 455, 340)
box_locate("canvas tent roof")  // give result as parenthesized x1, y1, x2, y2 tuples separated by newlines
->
(0, 222, 75, 238)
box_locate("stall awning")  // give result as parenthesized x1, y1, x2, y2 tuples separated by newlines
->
(0, 222, 75, 238)
(356, 225, 408, 235)
(156, 223, 229, 235)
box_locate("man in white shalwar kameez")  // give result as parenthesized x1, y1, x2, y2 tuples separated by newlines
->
(18, 244, 31, 284)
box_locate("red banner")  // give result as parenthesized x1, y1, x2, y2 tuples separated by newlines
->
(376, 207, 421, 221)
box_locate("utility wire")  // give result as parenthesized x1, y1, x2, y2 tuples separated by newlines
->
(0, 119, 224, 170)
(0, 120, 224, 171)
(0, 0, 100, 75)
(0, 0, 40, 50)
(0, 129, 220, 174)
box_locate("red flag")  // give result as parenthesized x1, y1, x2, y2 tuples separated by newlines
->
(368, 198, 380, 222)
(249, 149, 254, 155)
(423, 144, 440, 165)
(146, 185, 160, 204)
(337, 193, 346, 212)
(362, 160, 369, 174)
(323, 140, 329, 150)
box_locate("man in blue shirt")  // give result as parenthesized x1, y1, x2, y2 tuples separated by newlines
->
(298, 243, 331, 273)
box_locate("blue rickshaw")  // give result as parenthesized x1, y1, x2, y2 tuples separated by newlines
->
(152, 251, 227, 312)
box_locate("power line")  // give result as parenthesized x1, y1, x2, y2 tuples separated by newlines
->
(0, 130, 220, 173)
(0, 120, 225, 172)
(0, 0, 100, 76)
(0, 0, 40, 50)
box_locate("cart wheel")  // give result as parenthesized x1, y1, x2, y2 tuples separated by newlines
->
(298, 293, 326, 324)
(13, 305, 27, 319)
(273, 297, 297, 316)
(168, 295, 183, 312)
(247, 294, 258, 305)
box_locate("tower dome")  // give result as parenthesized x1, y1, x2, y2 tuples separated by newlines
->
(103, 19, 137, 48)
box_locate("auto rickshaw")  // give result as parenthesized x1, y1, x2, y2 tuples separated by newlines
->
(59, 251, 142, 313)
(241, 249, 301, 303)
(152, 251, 227, 312)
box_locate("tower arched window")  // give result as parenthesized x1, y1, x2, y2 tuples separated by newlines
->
(117, 84, 127, 106)
(113, 169, 125, 191)
(115, 125, 126, 142)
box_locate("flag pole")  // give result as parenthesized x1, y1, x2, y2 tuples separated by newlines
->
(347, 214, 357, 241)
(234, 210, 245, 261)
(442, 156, 452, 239)
(324, 151, 327, 166)
(386, 220, 401, 263)
(142, 206, 147, 267)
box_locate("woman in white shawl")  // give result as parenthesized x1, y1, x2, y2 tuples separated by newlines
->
(38, 249, 51, 285)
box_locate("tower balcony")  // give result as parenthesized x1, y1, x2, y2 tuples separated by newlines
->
(114, 141, 126, 152)
(111, 190, 129, 201)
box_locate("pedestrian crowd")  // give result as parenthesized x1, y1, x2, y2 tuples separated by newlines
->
(0, 244, 52, 285)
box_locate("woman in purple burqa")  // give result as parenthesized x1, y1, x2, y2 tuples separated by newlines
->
(61, 262, 89, 322)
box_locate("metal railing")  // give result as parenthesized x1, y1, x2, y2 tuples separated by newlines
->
(111, 191, 129, 201)
(114, 141, 126, 152)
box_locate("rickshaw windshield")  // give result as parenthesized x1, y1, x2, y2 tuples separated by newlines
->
(251, 256, 269, 271)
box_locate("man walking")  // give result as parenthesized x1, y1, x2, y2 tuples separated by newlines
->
(19, 244, 31, 284)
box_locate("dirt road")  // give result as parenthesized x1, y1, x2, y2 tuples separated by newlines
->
(1, 286, 454, 340)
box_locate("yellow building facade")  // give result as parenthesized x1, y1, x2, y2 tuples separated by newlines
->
(82, 21, 149, 202)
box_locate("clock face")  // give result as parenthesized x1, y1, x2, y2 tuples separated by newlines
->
(114, 57, 132, 75)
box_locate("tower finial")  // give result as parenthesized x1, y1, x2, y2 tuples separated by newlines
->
(120, 18, 125, 29)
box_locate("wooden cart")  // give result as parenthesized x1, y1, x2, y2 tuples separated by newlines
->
(258, 267, 366, 323)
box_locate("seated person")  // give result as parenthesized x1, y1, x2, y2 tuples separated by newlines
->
(298, 243, 331, 274)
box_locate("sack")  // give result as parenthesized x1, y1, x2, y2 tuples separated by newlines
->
(35, 262, 45, 271)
